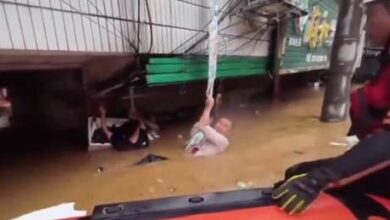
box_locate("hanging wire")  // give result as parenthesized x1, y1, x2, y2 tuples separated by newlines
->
(93, 0, 104, 50)
(145, 0, 153, 54)
(192, 27, 269, 55)
(15, 1, 27, 49)
(184, 0, 242, 54)
(77, 0, 88, 51)
(102, 1, 112, 51)
(59, 0, 71, 50)
(229, 24, 268, 54)
(110, 0, 118, 52)
(137, 0, 141, 53)
(170, 0, 237, 54)
(125, 1, 137, 52)
(59, 0, 138, 52)
(171, 18, 244, 55)
(85, 0, 97, 51)
(177, 0, 268, 26)
(47, 0, 60, 50)
(26, 0, 39, 50)
(68, 0, 80, 51)
(87, 0, 125, 44)
(37, 0, 50, 50)
(0, 0, 323, 55)
(1, 2, 15, 48)
(189, 0, 272, 55)
(194, 0, 325, 55)
(65, 0, 134, 51)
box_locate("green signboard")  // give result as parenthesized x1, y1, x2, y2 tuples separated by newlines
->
(280, 0, 339, 74)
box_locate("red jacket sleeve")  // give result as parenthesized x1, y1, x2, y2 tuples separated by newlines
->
(364, 65, 390, 110)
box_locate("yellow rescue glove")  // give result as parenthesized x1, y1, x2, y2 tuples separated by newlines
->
(272, 173, 327, 215)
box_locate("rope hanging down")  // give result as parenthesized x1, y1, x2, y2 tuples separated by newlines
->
(206, 0, 219, 98)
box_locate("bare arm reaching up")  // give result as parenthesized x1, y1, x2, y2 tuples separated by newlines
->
(198, 96, 215, 129)
(99, 105, 113, 139)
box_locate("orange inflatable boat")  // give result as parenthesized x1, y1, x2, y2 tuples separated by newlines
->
(91, 188, 390, 220)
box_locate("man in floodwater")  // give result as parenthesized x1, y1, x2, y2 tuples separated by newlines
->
(185, 96, 232, 157)
(272, 0, 390, 215)
(98, 105, 160, 151)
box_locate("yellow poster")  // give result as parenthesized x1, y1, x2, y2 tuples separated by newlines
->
(304, 6, 336, 48)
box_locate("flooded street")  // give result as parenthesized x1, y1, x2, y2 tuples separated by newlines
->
(0, 88, 351, 219)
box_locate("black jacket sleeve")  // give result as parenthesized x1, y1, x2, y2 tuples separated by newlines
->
(314, 132, 390, 188)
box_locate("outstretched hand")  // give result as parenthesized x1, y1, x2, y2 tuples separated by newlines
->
(205, 96, 215, 109)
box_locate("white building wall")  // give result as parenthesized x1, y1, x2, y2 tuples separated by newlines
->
(0, 0, 271, 56)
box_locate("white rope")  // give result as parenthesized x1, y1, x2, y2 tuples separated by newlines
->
(206, 0, 219, 98)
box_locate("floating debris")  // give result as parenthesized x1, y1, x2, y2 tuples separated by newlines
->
(247, 181, 255, 187)
(236, 181, 248, 189)
(97, 166, 104, 173)
(133, 154, 168, 166)
(344, 136, 359, 147)
(293, 150, 305, 155)
(329, 142, 348, 147)
(307, 82, 322, 91)
(177, 134, 186, 146)
(157, 178, 164, 184)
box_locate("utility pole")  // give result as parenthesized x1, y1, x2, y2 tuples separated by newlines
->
(321, 0, 366, 122)
(272, 19, 287, 101)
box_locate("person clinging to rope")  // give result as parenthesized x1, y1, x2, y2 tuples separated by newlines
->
(185, 96, 232, 157)
(272, 0, 390, 215)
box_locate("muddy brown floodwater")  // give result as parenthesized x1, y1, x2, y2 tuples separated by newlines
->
(0, 88, 351, 219)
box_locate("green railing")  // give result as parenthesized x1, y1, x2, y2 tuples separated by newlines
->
(146, 56, 269, 85)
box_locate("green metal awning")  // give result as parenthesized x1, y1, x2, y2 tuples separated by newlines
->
(146, 56, 269, 86)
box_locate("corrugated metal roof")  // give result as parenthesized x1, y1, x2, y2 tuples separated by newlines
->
(0, 0, 271, 56)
